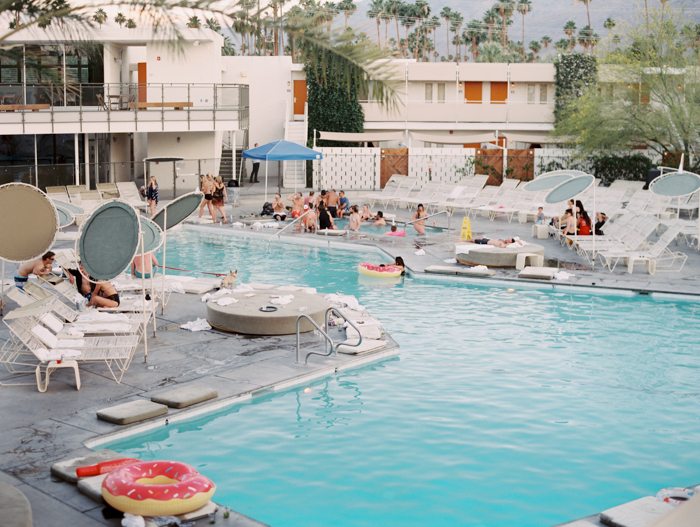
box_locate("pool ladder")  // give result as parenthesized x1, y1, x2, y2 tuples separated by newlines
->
(296, 307, 363, 365)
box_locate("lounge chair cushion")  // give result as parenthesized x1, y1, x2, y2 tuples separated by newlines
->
(34, 347, 81, 362)
(31, 326, 85, 349)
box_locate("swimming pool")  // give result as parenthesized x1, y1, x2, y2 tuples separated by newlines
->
(108, 229, 700, 527)
(332, 217, 442, 236)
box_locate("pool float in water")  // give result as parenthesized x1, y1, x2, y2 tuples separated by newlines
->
(358, 262, 402, 278)
(102, 460, 216, 517)
(656, 487, 696, 506)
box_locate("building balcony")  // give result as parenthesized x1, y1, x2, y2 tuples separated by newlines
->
(0, 82, 249, 135)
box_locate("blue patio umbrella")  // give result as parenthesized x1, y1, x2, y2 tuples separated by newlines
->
(242, 140, 323, 201)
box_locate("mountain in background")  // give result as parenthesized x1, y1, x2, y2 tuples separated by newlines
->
(344, 0, 700, 58)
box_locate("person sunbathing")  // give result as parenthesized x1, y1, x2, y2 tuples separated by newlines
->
(86, 280, 120, 308)
(464, 237, 515, 248)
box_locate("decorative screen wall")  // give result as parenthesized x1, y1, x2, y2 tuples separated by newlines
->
(315, 148, 381, 190)
(409, 148, 476, 186)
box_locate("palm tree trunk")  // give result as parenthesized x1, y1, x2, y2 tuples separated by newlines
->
(586, 5, 591, 32)
(377, 20, 381, 47)
(446, 23, 450, 58)
(385, 22, 388, 49)
(395, 17, 402, 57)
(502, 14, 507, 46)
(522, 15, 525, 57)
(644, 0, 649, 36)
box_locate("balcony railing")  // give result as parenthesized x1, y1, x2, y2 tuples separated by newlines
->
(0, 82, 250, 131)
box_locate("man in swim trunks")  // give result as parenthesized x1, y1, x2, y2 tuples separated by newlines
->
(87, 280, 120, 308)
(131, 252, 159, 279)
(272, 194, 287, 221)
(337, 191, 350, 218)
(464, 237, 515, 248)
(287, 192, 304, 219)
(325, 189, 340, 217)
(15, 251, 54, 290)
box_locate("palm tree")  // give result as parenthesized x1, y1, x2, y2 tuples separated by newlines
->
(540, 35, 551, 57)
(400, 4, 416, 58)
(516, 0, 532, 58)
(126, 18, 136, 29)
(483, 9, 499, 43)
(574, 0, 592, 34)
(659, 0, 668, 23)
(384, 0, 403, 57)
(564, 20, 577, 51)
(440, 6, 452, 61)
(477, 41, 507, 63)
(578, 26, 591, 53)
(429, 16, 441, 61)
(644, 0, 649, 36)
(450, 13, 463, 61)
(205, 17, 221, 32)
(187, 16, 202, 29)
(381, 6, 394, 48)
(336, 0, 356, 30)
(464, 19, 484, 61)
(367, 0, 383, 47)
(114, 12, 126, 28)
(554, 38, 568, 53)
(529, 40, 541, 59)
(497, 0, 515, 47)
(93, 8, 107, 28)
(222, 36, 236, 55)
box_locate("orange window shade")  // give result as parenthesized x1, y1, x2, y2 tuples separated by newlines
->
(464, 82, 482, 104)
(463, 143, 482, 148)
(490, 82, 508, 104)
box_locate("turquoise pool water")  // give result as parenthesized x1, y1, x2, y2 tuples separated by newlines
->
(110, 230, 700, 527)
(332, 218, 442, 236)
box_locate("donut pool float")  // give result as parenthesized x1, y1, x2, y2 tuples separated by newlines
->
(102, 461, 216, 517)
(358, 262, 402, 278)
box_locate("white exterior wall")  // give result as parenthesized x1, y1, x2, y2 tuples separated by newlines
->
(316, 148, 381, 190)
(147, 131, 220, 191)
(222, 56, 294, 177)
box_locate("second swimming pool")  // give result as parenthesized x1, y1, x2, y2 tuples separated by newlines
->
(106, 229, 700, 527)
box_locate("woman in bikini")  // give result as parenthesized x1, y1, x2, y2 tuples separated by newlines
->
(411, 204, 428, 235)
(146, 176, 159, 216)
(87, 280, 120, 308)
(211, 176, 228, 223)
(198, 174, 215, 219)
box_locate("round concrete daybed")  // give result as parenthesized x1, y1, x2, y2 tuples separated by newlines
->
(207, 291, 331, 335)
(455, 243, 545, 268)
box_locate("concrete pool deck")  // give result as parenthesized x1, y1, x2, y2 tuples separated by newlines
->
(2, 192, 700, 526)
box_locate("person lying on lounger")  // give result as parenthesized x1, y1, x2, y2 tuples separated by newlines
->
(464, 237, 515, 248)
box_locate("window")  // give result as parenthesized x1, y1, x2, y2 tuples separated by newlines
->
(464, 81, 482, 104)
(490, 82, 508, 104)
(540, 84, 548, 103)
(527, 84, 536, 104)
(424, 83, 433, 103)
(437, 83, 445, 103)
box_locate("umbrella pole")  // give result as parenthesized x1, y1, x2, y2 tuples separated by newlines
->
(162, 207, 167, 315)
(151, 270, 156, 338)
(141, 232, 148, 363)
(592, 183, 596, 267)
(1, 259, 4, 316)
(265, 157, 269, 203)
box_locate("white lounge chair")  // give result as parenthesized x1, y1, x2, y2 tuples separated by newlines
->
(79, 190, 104, 213)
(598, 223, 686, 274)
(393, 181, 443, 210)
(96, 183, 120, 199)
(361, 175, 406, 208)
(116, 182, 149, 211)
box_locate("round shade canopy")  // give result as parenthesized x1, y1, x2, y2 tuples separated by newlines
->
(650, 172, 700, 198)
(50, 199, 84, 216)
(77, 200, 140, 280)
(545, 175, 595, 204)
(536, 169, 587, 179)
(0, 183, 58, 262)
(139, 217, 163, 253)
(152, 191, 203, 231)
(523, 173, 574, 192)
(55, 203, 75, 228)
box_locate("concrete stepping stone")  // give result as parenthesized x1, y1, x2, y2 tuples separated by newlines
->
(0, 482, 32, 527)
(77, 474, 106, 503)
(151, 385, 218, 409)
(50, 449, 122, 484)
(425, 265, 495, 277)
(97, 399, 168, 425)
(600, 496, 673, 527)
(337, 339, 387, 355)
(518, 266, 556, 280)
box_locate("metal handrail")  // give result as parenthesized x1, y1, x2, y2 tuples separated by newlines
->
(325, 307, 363, 357)
(268, 209, 312, 245)
(296, 315, 333, 364)
(404, 210, 451, 232)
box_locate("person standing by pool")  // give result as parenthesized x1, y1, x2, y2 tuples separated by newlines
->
(272, 194, 287, 221)
(198, 174, 215, 220)
(372, 211, 387, 226)
(14, 252, 54, 289)
(326, 189, 339, 217)
(211, 176, 228, 223)
(315, 190, 327, 209)
(304, 191, 315, 208)
(287, 192, 304, 219)
(411, 204, 428, 235)
(146, 176, 159, 216)
(348, 205, 361, 231)
(337, 191, 350, 218)
(249, 143, 260, 183)
(318, 204, 336, 230)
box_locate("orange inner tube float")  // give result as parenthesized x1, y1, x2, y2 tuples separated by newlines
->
(101, 461, 216, 517)
(358, 262, 402, 278)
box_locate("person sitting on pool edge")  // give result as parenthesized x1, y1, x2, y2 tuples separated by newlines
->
(86, 279, 120, 308)
(464, 237, 515, 248)
(380, 256, 405, 275)
(372, 211, 386, 226)
(384, 224, 406, 237)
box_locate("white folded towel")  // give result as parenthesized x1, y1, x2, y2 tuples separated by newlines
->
(270, 295, 294, 305)
(414, 249, 426, 256)
(216, 297, 239, 306)
(554, 271, 574, 280)
(180, 318, 212, 331)
(444, 258, 457, 264)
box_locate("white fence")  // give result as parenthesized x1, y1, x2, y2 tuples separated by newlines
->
(315, 147, 381, 190)
(409, 148, 476, 186)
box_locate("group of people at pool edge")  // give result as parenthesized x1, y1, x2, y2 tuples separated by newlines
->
(266, 189, 431, 236)
(546, 199, 608, 238)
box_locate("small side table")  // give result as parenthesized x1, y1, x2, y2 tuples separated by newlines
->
(531, 223, 548, 239)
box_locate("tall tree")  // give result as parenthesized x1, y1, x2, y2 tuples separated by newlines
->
(383, 0, 403, 57)
(205, 17, 221, 32)
(483, 8, 499, 43)
(464, 19, 484, 61)
(336, 0, 357, 30)
(440, 6, 452, 61)
(603, 17, 615, 41)
(540, 35, 551, 57)
(381, 5, 393, 48)
(516, 0, 532, 58)
(400, 3, 416, 58)
(574, 0, 592, 34)
(564, 20, 577, 51)
(554, 38, 568, 53)
(93, 8, 107, 28)
(497, 0, 515, 47)
(367, 0, 383, 47)
(114, 12, 126, 28)
(126, 18, 136, 29)
(450, 12, 463, 61)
